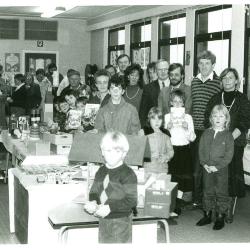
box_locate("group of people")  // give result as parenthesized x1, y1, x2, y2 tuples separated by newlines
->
(1, 50, 250, 243)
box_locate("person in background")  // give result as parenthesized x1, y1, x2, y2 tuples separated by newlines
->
(141, 107, 174, 173)
(85, 64, 98, 94)
(94, 76, 141, 135)
(56, 69, 74, 96)
(158, 63, 192, 116)
(190, 50, 221, 209)
(146, 62, 158, 84)
(62, 89, 77, 109)
(114, 54, 131, 84)
(84, 131, 137, 243)
(105, 64, 117, 78)
(165, 89, 196, 212)
(123, 64, 144, 112)
(35, 69, 51, 112)
(76, 96, 95, 132)
(60, 70, 91, 99)
(139, 59, 170, 128)
(88, 69, 110, 107)
(25, 72, 42, 115)
(205, 67, 250, 223)
(7, 74, 27, 117)
(197, 105, 234, 230)
(54, 96, 70, 132)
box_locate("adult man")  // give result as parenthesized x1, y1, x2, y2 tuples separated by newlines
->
(191, 50, 221, 208)
(113, 54, 131, 85)
(158, 63, 191, 116)
(139, 59, 170, 127)
(60, 70, 90, 99)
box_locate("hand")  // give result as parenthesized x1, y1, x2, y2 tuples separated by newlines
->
(7, 97, 13, 103)
(94, 204, 111, 218)
(232, 128, 241, 140)
(182, 121, 188, 130)
(209, 166, 218, 172)
(167, 122, 173, 130)
(84, 200, 98, 214)
(203, 164, 212, 173)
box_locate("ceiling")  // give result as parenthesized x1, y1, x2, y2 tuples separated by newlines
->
(0, 5, 156, 20)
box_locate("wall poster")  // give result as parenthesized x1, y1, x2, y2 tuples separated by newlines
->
(5, 53, 20, 72)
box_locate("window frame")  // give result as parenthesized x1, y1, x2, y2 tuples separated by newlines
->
(130, 20, 151, 65)
(108, 27, 125, 66)
(158, 13, 186, 64)
(194, 5, 232, 75)
(0, 18, 19, 40)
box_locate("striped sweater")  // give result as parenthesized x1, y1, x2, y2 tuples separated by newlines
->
(191, 73, 221, 130)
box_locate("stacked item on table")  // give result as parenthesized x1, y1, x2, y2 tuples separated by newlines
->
(29, 123, 40, 140)
(43, 132, 73, 155)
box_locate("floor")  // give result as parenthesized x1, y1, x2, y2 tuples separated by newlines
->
(0, 179, 250, 244)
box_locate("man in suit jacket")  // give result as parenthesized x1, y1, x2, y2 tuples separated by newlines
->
(139, 59, 170, 127)
(158, 63, 192, 116)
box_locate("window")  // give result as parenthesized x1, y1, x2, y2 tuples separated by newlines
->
(130, 21, 151, 69)
(0, 19, 19, 39)
(194, 5, 232, 76)
(25, 20, 57, 41)
(158, 14, 186, 65)
(108, 27, 125, 67)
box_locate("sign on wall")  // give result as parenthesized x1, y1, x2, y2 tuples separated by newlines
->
(5, 53, 20, 72)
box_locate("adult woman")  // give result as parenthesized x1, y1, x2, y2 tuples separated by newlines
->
(123, 64, 144, 112)
(205, 67, 250, 222)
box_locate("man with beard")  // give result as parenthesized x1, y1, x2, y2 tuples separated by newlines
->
(158, 63, 191, 116)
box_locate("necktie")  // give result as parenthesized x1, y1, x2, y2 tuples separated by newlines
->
(100, 174, 109, 204)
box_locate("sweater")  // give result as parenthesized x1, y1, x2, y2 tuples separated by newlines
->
(94, 97, 141, 135)
(191, 73, 221, 130)
(89, 164, 137, 218)
(199, 128, 234, 170)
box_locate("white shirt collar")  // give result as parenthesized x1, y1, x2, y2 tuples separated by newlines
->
(197, 71, 214, 83)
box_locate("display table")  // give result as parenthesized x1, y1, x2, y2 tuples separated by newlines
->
(8, 168, 86, 244)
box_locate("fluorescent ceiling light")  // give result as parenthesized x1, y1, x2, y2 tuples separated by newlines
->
(41, 6, 66, 18)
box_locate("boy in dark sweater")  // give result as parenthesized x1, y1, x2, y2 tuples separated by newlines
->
(84, 131, 137, 243)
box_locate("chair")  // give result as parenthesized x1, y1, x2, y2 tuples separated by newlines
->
(58, 219, 170, 244)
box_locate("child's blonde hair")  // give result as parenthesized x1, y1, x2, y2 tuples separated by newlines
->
(209, 104, 230, 129)
(100, 131, 129, 153)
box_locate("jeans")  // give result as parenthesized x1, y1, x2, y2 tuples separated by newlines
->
(98, 214, 132, 243)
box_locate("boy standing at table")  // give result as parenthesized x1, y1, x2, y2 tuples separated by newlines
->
(84, 131, 138, 243)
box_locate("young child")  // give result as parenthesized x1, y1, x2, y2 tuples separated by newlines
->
(94, 76, 141, 135)
(63, 89, 77, 109)
(54, 97, 70, 132)
(165, 89, 196, 209)
(141, 107, 174, 173)
(84, 131, 137, 243)
(76, 96, 94, 132)
(197, 104, 234, 230)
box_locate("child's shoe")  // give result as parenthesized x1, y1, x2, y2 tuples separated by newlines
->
(196, 211, 212, 226)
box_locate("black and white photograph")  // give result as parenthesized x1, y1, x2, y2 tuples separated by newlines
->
(0, 0, 250, 248)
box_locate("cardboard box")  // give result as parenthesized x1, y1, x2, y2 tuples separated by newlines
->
(43, 132, 73, 145)
(144, 182, 178, 218)
(51, 144, 71, 155)
(27, 140, 51, 156)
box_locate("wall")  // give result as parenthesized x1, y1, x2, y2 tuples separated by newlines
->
(90, 29, 104, 69)
(0, 17, 91, 76)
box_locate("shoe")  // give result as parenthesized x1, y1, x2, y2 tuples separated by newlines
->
(225, 197, 237, 224)
(196, 211, 212, 226)
(213, 214, 225, 230)
(174, 207, 182, 215)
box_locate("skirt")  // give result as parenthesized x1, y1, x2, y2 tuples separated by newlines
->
(169, 144, 193, 192)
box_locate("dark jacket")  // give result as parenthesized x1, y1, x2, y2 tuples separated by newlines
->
(26, 83, 42, 111)
(205, 91, 250, 146)
(139, 80, 161, 127)
(11, 84, 27, 109)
